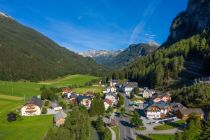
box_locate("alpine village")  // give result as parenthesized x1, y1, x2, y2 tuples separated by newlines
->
(0, 0, 210, 140)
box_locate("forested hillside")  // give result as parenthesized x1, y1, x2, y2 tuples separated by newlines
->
(110, 0, 210, 90)
(112, 33, 210, 89)
(97, 42, 158, 69)
(0, 15, 106, 81)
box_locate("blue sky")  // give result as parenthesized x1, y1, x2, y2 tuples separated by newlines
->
(0, 0, 188, 52)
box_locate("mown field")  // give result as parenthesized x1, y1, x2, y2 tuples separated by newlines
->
(0, 74, 100, 98)
(0, 95, 53, 140)
(0, 74, 100, 140)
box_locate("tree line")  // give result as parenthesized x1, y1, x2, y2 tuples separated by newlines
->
(109, 32, 210, 89)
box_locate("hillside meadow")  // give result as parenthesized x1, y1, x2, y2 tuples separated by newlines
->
(0, 74, 101, 98)
(0, 74, 101, 140)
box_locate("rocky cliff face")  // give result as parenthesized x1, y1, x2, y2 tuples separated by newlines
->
(163, 0, 210, 47)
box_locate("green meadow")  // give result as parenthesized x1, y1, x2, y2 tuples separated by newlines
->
(0, 74, 101, 140)
(39, 74, 99, 87)
(137, 134, 175, 140)
(0, 115, 53, 140)
(0, 74, 100, 98)
(0, 95, 53, 140)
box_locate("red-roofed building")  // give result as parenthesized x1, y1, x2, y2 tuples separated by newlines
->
(104, 99, 113, 110)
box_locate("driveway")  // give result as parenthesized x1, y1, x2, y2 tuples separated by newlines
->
(107, 126, 116, 140)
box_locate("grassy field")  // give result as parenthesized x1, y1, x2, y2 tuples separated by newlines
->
(0, 95, 53, 140)
(74, 86, 102, 94)
(0, 74, 100, 98)
(154, 120, 186, 130)
(0, 115, 53, 140)
(39, 74, 99, 87)
(137, 134, 175, 140)
(0, 95, 24, 120)
(0, 74, 100, 140)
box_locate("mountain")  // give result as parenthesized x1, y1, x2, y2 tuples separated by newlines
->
(91, 42, 159, 69)
(79, 50, 121, 58)
(163, 0, 210, 47)
(79, 50, 123, 66)
(0, 13, 106, 81)
(113, 0, 210, 89)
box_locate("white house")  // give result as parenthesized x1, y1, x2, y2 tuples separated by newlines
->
(21, 96, 42, 116)
(77, 95, 92, 109)
(105, 93, 117, 104)
(50, 102, 62, 111)
(106, 86, 116, 93)
(145, 102, 170, 119)
(109, 80, 118, 86)
(123, 82, 138, 96)
(104, 99, 113, 110)
(142, 88, 155, 98)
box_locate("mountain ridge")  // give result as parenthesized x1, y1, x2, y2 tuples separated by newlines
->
(0, 14, 106, 81)
(163, 0, 210, 47)
(92, 42, 159, 69)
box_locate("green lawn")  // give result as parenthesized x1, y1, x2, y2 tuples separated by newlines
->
(74, 86, 102, 94)
(154, 124, 174, 130)
(154, 120, 186, 130)
(0, 74, 100, 98)
(0, 95, 24, 120)
(112, 125, 119, 140)
(0, 115, 53, 140)
(0, 95, 53, 140)
(137, 134, 175, 140)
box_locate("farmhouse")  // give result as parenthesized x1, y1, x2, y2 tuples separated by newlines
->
(170, 102, 186, 114)
(21, 96, 43, 116)
(77, 95, 92, 109)
(145, 102, 171, 119)
(50, 102, 62, 111)
(84, 91, 95, 99)
(69, 93, 78, 104)
(54, 110, 67, 127)
(123, 82, 138, 96)
(142, 87, 155, 98)
(152, 93, 171, 103)
(104, 99, 113, 110)
(105, 93, 117, 104)
(177, 108, 204, 120)
(62, 87, 72, 95)
(106, 86, 117, 93)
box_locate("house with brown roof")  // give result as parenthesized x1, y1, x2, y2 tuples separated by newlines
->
(77, 95, 92, 109)
(54, 110, 67, 127)
(62, 87, 72, 96)
(152, 92, 171, 103)
(21, 96, 43, 116)
(177, 108, 204, 120)
(145, 101, 171, 119)
(104, 99, 113, 110)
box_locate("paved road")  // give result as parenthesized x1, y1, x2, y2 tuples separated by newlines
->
(116, 92, 182, 140)
(107, 126, 116, 140)
(118, 92, 135, 140)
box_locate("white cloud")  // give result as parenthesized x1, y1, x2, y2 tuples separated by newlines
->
(129, 0, 162, 44)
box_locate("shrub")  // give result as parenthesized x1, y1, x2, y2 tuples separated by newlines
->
(44, 100, 50, 106)
(42, 107, 47, 114)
